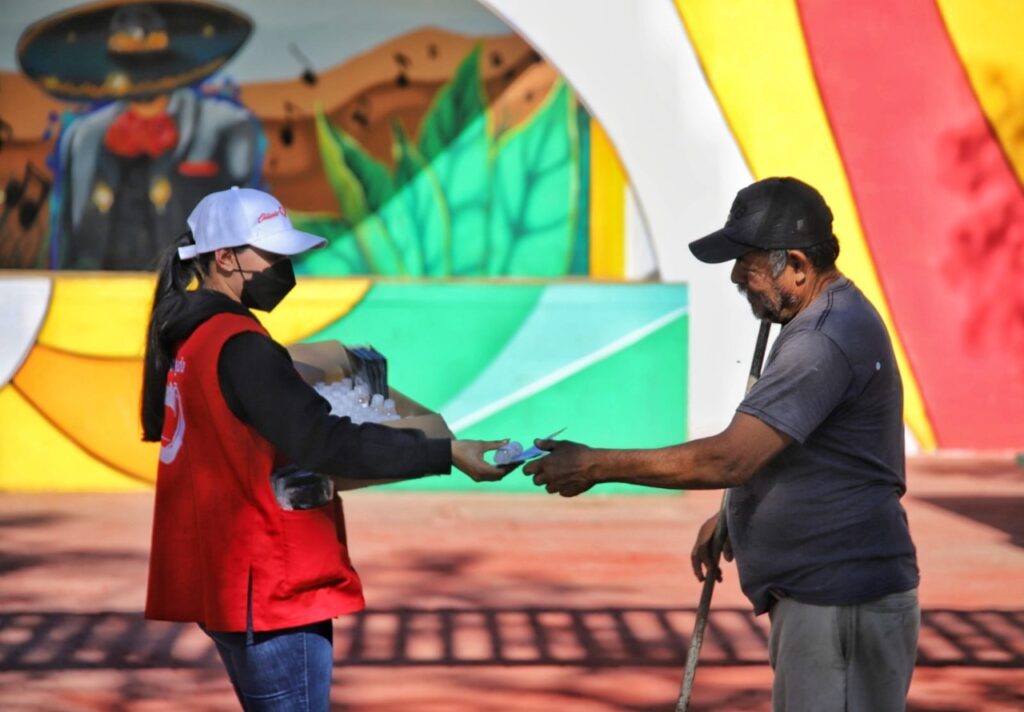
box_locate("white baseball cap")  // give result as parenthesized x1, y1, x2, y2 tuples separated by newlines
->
(178, 187, 326, 260)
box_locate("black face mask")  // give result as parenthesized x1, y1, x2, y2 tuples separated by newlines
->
(232, 251, 295, 312)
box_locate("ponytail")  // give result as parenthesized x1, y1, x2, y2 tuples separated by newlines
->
(140, 232, 207, 441)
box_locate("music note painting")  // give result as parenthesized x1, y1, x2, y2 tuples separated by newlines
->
(0, 162, 52, 267)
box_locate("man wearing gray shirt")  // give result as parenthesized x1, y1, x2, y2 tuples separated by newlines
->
(525, 177, 920, 711)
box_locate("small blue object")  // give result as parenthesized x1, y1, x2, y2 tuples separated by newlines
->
(508, 444, 547, 463)
(493, 440, 523, 465)
(499, 427, 566, 465)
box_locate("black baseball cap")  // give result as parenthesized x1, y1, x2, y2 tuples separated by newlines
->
(688, 177, 834, 263)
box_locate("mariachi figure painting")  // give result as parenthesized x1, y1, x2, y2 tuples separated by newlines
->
(16, 0, 262, 270)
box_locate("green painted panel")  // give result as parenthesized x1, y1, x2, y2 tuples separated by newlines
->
(305, 282, 544, 409)
(441, 283, 688, 428)
(381, 312, 688, 494)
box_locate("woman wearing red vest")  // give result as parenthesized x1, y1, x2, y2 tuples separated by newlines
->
(140, 187, 506, 711)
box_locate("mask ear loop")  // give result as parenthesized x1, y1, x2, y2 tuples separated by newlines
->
(230, 247, 258, 279)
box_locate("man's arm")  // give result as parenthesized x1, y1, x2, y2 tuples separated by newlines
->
(523, 412, 791, 496)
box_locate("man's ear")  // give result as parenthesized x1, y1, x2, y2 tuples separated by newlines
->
(787, 250, 810, 284)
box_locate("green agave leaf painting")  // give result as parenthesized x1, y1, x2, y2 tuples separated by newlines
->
(313, 104, 394, 220)
(298, 46, 585, 278)
(387, 120, 450, 277)
(418, 45, 491, 274)
(313, 104, 406, 274)
(290, 213, 366, 276)
(487, 80, 578, 276)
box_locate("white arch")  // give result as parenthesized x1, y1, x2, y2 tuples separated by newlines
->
(0, 277, 51, 388)
(480, 0, 761, 436)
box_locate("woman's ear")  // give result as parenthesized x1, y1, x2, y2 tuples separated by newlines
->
(212, 248, 238, 274)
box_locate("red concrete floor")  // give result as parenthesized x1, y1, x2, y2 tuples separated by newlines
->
(1, 454, 1022, 711)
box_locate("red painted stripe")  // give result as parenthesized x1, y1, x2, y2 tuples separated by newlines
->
(797, 0, 1024, 449)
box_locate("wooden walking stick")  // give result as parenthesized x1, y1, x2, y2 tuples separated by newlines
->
(675, 319, 772, 712)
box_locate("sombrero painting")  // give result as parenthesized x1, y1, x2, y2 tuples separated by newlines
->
(17, 0, 252, 102)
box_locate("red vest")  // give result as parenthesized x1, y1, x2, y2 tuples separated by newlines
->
(145, 313, 364, 631)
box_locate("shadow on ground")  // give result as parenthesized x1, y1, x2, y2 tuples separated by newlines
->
(918, 496, 1024, 548)
(2, 606, 1022, 671)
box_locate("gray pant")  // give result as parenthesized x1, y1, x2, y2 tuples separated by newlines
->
(768, 589, 920, 712)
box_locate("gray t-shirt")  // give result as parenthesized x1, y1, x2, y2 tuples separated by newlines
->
(729, 276, 918, 614)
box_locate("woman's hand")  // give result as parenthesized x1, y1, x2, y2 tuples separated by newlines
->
(451, 439, 509, 482)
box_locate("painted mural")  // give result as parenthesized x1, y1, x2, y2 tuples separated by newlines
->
(2, 0, 1020, 498)
(0, 0, 631, 278)
(0, 0, 674, 493)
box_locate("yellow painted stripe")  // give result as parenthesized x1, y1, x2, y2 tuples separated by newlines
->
(37, 276, 372, 357)
(15, 272, 370, 484)
(13, 345, 157, 481)
(37, 275, 155, 358)
(589, 118, 627, 278)
(0, 385, 148, 492)
(675, 0, 936, 449)
(936, 0, 1024, 187)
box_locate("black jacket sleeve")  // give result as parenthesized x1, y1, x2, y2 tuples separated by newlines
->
(217, 331, 452, 480)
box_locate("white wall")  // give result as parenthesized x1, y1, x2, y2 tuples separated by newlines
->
(481, 0, 760, 437)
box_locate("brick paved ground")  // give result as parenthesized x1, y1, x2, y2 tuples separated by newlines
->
(1, 454, 1022, 711)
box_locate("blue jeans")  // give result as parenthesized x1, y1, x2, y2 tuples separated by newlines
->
(202, 620, 334, 711)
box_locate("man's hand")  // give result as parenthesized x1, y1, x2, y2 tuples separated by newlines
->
(690, 512, 733, 583)
(522, 439, 598, 496)
(452, 439, 508, 482)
